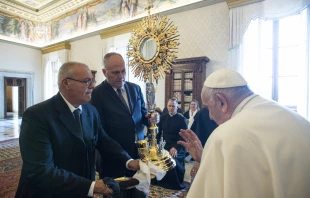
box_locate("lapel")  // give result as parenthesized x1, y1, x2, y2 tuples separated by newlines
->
(54, 93, 85, 144)
(103, 80, 131, 115)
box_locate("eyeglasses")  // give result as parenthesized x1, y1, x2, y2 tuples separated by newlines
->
(66, 77, 96, 87)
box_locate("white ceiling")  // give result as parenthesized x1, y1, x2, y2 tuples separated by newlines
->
(0, 0, 95, 22)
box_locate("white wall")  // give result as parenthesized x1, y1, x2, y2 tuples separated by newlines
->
(156, 2, 230, 109)
(69, 2, 229, 110)
(0, 41, 42, 104)
(70, 35, 104, 83)
(70, 33, 147, 100)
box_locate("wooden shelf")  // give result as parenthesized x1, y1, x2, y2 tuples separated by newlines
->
(165, 56, 210, 112)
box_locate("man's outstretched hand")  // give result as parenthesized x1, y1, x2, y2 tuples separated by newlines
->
(177, 129, 203, 163)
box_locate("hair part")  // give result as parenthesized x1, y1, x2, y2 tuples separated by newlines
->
(103, 52, 124, 68)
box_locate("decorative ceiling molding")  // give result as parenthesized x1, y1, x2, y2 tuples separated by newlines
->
(0, 0, 96, 22)
(100, 21, 140, 39)
(41, 42, 71, 54)
(226, 0, 264, 8)
(8, 0, 59, 11)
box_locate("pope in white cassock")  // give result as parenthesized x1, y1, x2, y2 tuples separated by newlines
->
(178, 68, 310, 198)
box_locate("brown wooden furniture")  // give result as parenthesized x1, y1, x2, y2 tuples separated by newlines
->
(165, 56, 210, 112)
(91, 70, 97, 79)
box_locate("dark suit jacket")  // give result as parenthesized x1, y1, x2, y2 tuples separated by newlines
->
(15, 93, 131, 198)
(190, 107, 218, 146)
(90, 80, 148, 178)
(183, 110, 190, 119)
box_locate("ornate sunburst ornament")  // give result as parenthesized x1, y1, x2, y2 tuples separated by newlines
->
(127, 4, 180, 83)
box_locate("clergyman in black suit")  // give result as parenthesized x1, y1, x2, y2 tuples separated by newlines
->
(15, 62, 139, 198)
(90, 52, 159, 197)
(190, 106, 218, 147)
(188, 106, 218, 179)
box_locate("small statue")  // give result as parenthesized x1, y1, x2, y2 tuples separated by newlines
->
(158, 135, 166, 156)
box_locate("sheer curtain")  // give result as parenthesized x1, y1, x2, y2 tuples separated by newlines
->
(44, 58, 62, 100)
(42, 49, 69, 100)
(228, 0, 310, 121)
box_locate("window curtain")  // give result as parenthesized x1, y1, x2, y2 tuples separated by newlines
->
(43, 58, 62, 99)
(42, 49, 70, 100)
(228, 0, 310, 70)
(298, 8, 310, 119)
(228, 0, 310, 120)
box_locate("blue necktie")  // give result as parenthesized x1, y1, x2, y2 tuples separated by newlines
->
(73, 109, 83, 139)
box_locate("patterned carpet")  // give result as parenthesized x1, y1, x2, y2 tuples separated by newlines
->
(0, 139, 189, 198)
(0, 139, 21, 198)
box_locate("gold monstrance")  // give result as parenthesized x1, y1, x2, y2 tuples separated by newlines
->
(127, 2, 180, 172)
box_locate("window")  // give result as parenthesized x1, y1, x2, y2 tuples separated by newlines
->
(240, 10, 310, 120)
(44, 58, 62, 100)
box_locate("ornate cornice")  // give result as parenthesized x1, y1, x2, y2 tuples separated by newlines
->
(41, 42, 71, 54)
(100, 21, 140, 39)
(226, 0, 264, 8)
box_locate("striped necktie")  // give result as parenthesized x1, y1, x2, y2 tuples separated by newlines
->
(117, 88, 129, 110)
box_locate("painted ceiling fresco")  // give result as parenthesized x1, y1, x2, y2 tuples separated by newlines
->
(0, 0, 206, 47)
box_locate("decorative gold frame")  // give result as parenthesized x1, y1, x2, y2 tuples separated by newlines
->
(127, 11, 180, 83)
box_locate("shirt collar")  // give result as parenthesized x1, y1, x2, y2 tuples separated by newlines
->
(112, 83, 126, 92)
(113, 87, 125, 92)
(169, 112, 177, 117)
(60, 92, 82, 113)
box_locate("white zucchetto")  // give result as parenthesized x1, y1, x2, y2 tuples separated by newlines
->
(204, 68, 247, 88)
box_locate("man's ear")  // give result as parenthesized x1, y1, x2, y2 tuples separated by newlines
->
(102, 68, 107, 77)
(215, 93, 228, 113)
(62, 78, 70, 90)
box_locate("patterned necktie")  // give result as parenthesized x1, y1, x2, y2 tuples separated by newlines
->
(117, 88, 129, 110)
(73, 109, 83, 139)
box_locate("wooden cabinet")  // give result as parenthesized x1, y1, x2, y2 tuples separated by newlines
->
(165, 56, 209, 112)
(91, 70, 97, 79)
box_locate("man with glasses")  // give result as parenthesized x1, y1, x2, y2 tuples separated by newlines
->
(90, 52, 158, 197)
(16, 61, 139, 198)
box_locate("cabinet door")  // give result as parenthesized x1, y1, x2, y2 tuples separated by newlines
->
(183, 71, 194, 112)
(165, 56, 209, 112)
(172, 72, 182, 109)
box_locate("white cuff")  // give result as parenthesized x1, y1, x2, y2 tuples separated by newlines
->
(88, 181, 95, 197)
(126, 159, 133, 169)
